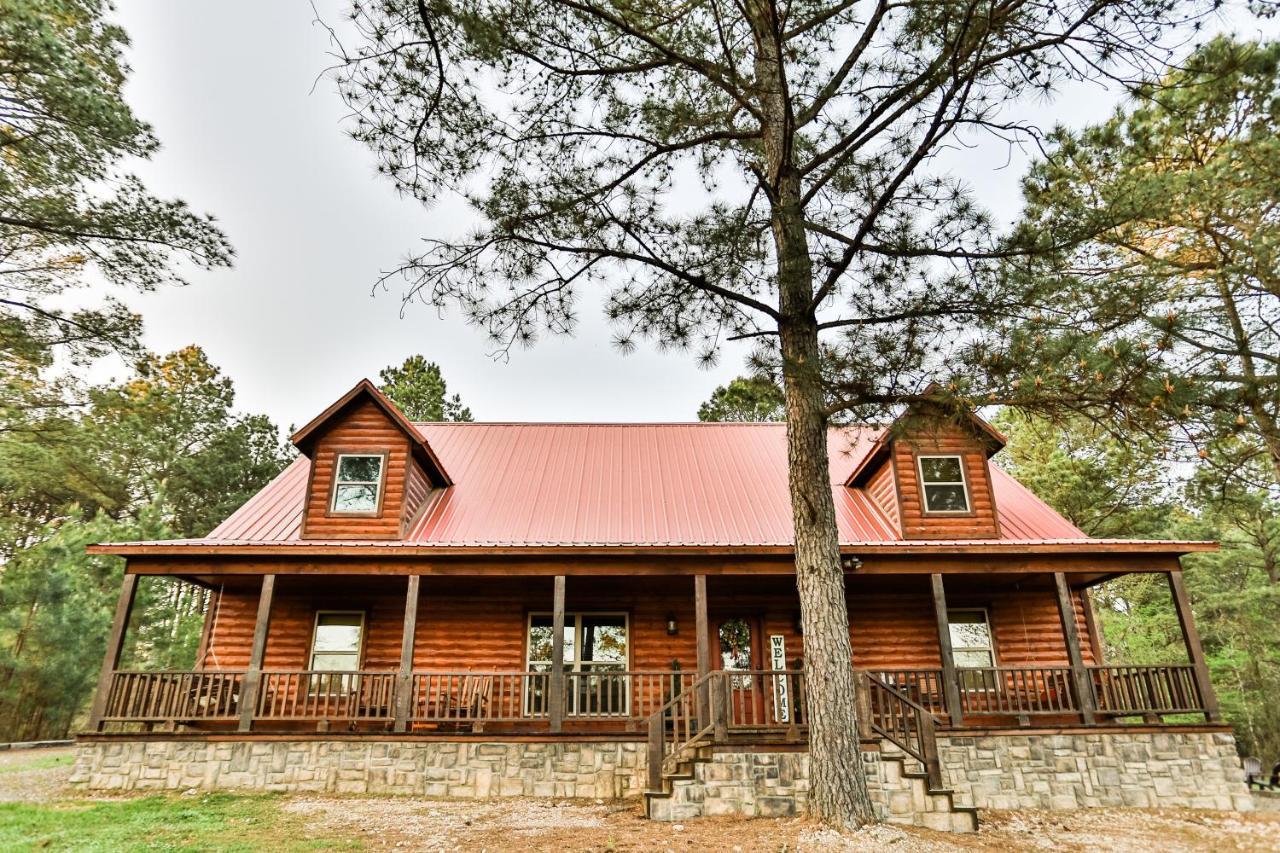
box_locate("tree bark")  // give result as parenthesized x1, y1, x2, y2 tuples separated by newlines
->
(747, 0, 874, 827)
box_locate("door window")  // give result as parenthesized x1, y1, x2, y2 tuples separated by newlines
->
(719, 618, 754, 689)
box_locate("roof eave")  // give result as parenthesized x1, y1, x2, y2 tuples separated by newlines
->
(85, 540, 1220, 558)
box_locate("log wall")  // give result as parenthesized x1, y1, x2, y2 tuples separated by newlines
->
(198, 576, 1094, 673)
(300, 399, 413, 540)
(865, 461, 900, 533)
(890, 425, 1001, 539)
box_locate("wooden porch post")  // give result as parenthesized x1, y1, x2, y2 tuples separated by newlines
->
(1167, 570, 1222, 722)
(1053, 572, 1096, 725)
(549, 575, 566, 733)
(393, 575, 421, 733)
(237, 574, 275, 733)
(694, 575, 711, 723)
(929, 574, 963, 726)
(87, 572, 139, 731)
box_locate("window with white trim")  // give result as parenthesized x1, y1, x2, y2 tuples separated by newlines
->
(309, 611, 364, 671)
(948, 608, 994, 668)
(525, 613, 628, 715)
(917, 454, 971, 513)
(330, 453, 385, 514)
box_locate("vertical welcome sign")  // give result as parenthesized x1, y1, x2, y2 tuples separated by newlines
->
(769, 634, 790, 723)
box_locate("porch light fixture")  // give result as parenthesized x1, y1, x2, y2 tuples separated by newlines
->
(666, 614, 678, 635)
(841, 555, 863, 571)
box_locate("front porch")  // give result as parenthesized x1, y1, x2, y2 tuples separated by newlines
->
(75, 565, 1244, 823)
(87, 568, 1221, 742)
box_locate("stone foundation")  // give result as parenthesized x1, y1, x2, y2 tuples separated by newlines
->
(70, 740, 646, 799)
(938, 730, 1253, 811)
(71, 730, 1254, 817)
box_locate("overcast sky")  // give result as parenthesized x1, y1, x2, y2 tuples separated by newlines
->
(107, 2, 1277, 431)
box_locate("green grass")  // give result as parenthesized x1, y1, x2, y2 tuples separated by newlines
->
(0, 793, 363, 852)
(0, 753, 73, 774)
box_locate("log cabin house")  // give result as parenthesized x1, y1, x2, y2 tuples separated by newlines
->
(71, 379, 1252, 828)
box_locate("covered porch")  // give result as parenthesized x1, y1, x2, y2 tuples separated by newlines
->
(86, 565, 1221, 740)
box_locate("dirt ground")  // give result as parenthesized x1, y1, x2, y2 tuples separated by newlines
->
(280, 795, 1280, 852)
(5, 747, 1280, 851)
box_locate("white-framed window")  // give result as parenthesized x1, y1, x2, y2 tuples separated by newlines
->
(525, 612, 628, 716)
(917, 454, 971, 513)
(948, 608, 995, 691)
(309, 611, 365, 671)
(330, 453, 386, 514)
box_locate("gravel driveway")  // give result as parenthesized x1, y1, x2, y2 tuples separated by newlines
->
(0, 746, 76, 803)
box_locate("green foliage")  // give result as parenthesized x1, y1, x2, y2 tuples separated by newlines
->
(0, 346, 290, 740)
(0, 0, 232, 409)
(333, 0, 1205, 414)
(0, 510, 170, 741)
(997, 412, 1280, 758)
(998, 37, 1280, 488)
(0, 793, 359, 851)
(992, 412, 1178, 538)
(698, 375, 785, 422)
(378, 355, 473, 422)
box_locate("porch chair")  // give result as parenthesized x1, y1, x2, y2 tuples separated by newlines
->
(439, 674, 494, 732)
(1244, 757, 1280, 790)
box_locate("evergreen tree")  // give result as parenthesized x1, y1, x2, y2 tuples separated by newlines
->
(378, 355, 474, 422)
(336, 0, 1211, 824)
(0, 347, 290, 739)
(0, 0, 232, 417)
(698, 375, 786, 422)
(998, 37, 1280, 489)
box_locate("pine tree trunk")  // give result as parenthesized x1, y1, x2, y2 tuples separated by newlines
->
(777, 278, 876, 827)
(746, 0, 874, 826)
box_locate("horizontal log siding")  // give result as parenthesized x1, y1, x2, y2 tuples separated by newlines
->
(864, 461, 901, 533)
(198, 577, 1090, 675)
(988, 587, 1098, 667)
(301, 399, 412, 539)
(892, 426, 1000, 540)
(402, 460, 432, 533)
(849, 592, 940, 668)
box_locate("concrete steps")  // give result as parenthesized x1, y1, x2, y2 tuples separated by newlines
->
(644, 739, 978, 833)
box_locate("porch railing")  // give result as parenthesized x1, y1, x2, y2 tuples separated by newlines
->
(1090, 664, 1203, 717)
(953, 666, 1080, 717)
(870, 669, 946, 718)
(862, 672, 944, 789)
(646, 670, 716, 790)
(255, 671, 397, 722)
(407, 670, 694, 723)
(94, 663, 1212, 732)
(715, 669, 807, 729)
(102, 670, 245, 723)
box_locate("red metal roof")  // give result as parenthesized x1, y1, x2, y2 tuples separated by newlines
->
(167, 421, 1102, 549)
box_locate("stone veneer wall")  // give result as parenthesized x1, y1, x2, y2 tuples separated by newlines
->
(72, 730, 1254, 816)
(938, 731, 1253, 812)
(70, 740, 646, 800)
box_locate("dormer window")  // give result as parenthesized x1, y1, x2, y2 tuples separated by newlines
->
(917, 455, 970, 513)
(331, 453, 386, 514)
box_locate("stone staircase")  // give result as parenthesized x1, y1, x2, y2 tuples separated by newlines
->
(644, 738, 979, 833)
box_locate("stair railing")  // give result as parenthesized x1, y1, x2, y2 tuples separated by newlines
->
(645, 670, 721, 790)
(860, 671, 945, 790)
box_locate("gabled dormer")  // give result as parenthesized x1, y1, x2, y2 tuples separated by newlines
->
(291, 379, 451, 539)
(848, 401, 1005, 540)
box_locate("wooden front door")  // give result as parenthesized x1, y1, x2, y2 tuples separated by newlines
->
(709, 615, 768, 726)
